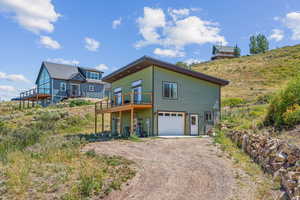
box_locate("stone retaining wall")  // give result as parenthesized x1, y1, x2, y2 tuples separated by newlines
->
(227, 130, 300, 200)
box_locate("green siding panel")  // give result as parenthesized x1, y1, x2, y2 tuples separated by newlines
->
(153, 66, 220, 135)
(110, 67, 154, 136)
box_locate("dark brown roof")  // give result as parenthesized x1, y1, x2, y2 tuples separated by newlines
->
(102, 56, 229, 86)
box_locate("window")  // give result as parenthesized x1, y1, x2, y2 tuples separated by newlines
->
(191, 116, 196, 125)
(86, 71, 100, 80)
(162, 82, 178, 99)
(205, 111, 212, 122)
(89, 85, 95, 91)
(113, 88, 122, 105)
(60, 82, 66, 91)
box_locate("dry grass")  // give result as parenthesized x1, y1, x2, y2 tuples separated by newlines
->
(193, 44, 300, 101)
(0, 103, 134, 199)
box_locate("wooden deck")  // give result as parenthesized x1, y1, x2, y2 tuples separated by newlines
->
(95, 92, 152, 134)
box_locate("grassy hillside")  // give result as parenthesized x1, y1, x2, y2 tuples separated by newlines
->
(192, 44, 300, 101)
(0, 102, 134, 199)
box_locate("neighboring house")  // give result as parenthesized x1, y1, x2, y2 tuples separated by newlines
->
(96, 56, 229, 137)
(20, 62, 107, 107)
(212, 45, 238, 60)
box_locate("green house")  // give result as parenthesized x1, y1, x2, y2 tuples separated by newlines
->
(96, 56, 229, 137)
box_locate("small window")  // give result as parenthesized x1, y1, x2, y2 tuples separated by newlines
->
(131, 80, 142, 87)
(171, 113, 177, 116)
(205, 111, 212, 122)
(162, 82, 177, 99)
(89, 85, 95, 91)
(60, 82, 66, 91)
(165, 113, 170, 116)
(158, 113, 164, 116)
(178, 113, 183, 117)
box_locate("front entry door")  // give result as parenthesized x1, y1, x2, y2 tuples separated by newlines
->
(71, 84, 80, 97)
(190, 114, 199, 136)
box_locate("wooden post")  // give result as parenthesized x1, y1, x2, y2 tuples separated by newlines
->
(95, 103, 98, 134)
(131, 91, 134, 104)
(19, 93, 22, 110)
(130, 108, 134, 136)
(119, 111, 122, 136)
(110, 112, 112, 132)
(101, 113, 104, 133)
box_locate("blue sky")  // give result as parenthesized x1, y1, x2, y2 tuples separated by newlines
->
(0, 0, 300, 100)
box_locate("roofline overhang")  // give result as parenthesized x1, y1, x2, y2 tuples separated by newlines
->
(102, 56, 229, 86)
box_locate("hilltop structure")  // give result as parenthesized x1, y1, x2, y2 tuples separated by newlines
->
(211, 45, 240, 60)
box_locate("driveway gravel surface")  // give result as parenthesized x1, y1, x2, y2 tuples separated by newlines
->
(84, 138, 256, 200)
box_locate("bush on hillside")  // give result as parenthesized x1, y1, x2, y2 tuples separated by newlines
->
(265, 76, 300, 128)
(222, 97, 247, 108)
(255, 93, 274, 104)
(69, 99, 93, 107)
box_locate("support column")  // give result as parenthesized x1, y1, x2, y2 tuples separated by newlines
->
(119, 111, 122, 136)
(130, 108, 134, 136)
(101, 113, 104, 133)
(95, 104, 98, 134)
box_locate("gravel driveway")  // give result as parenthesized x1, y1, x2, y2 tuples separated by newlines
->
(85, 138, 254, 200)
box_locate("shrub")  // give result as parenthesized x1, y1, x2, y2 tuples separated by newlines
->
(265, 76, 300, 128)
(222, 97, 247, 108)
(255, 93, 274, 104)
(69, 99, 93, 107)
(282, 104, 300, 127)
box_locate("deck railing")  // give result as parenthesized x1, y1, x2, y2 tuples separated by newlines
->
(20, 88, 50, 100)
(96, 92, 152, 112)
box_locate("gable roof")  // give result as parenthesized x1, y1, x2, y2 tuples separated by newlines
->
(102, 56, 229, 86)
(35, 62, 103, 84)
(214, 45, 235, 53)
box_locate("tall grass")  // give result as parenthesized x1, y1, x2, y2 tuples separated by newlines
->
(0, 107, 135, 199)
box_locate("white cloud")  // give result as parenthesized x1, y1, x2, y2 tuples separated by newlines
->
(112, 18, 122, 29)
(39, 36, 61, 49)
(168, 8, 190, 21)
(0, 85, 18, 101)
(284, 12, 300, 40)
(0, 0, 60, 34)
(0, 85, 16, 92)
(47, 58, 80, 65)
(153, 48, 185, 58)
(84, 37, 100, 52)
(135, 7, 166, 48)
(184, 58, 203, 65)
(269, 29, 284, 42)
(135, 7, 227, 57)
(95, 64, 109, 71)
(0, 72, 30, 82)
(164, 16, 227, 48)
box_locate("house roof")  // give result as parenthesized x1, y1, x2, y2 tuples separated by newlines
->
(40, 61, 103, 81)
(102, 56, 229, 86)
(214, 45, 235, 53)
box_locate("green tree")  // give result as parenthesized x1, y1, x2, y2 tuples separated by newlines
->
(249, 35, 258, 54)
(176, 62, 191, 70)
(257, 34, 269, 53)
(234, 45, 241, 57)
(249, 34, 269, 54)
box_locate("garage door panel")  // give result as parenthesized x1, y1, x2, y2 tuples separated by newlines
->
(158, 112, 184, 136)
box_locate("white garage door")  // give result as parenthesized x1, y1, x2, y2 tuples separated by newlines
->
(158, 112, 185, 136)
